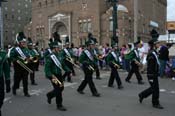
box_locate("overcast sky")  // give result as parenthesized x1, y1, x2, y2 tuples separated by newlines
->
(167, 0, 175, 21)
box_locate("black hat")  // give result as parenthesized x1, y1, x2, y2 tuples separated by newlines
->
(65, 36, 69, 45)
(16, 32, 26, 44)
(148, 38, 159, 45)
(53, 32, 61, 43)
(86, 39, 95, 46)
(27, 37, 33, 46)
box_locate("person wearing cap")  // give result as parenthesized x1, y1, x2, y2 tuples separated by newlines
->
(0, 49, 11, 116)
(27, 38, 38, 85)
(61, 36, 75, 82)
(106, 43, 123, 89)
(10, 32, 31, 97)
(138, 39, 164, 109)
(88, 33, 101, 79)
(77, 39, 100, 97)
(45, 40, 71, 111)
(125, 40, 144, 84)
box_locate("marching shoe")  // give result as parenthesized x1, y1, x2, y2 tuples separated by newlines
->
(125, 79, 131, 83)
(24, 93, 31, 97)
(118, 85, 124, 89)
(57, 106, 67, 111)
(77, 90, 85, 94)
(46, 94, 51, 104)
(153, 104, 164, 109)
(31, 83, 38, 86)
(138, 94, 143, 103)
(138, 81, 144, 85)
(96, 77, 102, 80)
(92, 93, 100, 97)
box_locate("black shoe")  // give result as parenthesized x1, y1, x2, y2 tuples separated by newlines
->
(24, 93, 31, 97)
(118, 85, 124, 89)
(31, 83, 38, 86)
(77, 90, 85, 94)
(138, 81, 144, 85)
(12, 88, 16, 95)
(153, 104, 164, 109)
(138, 94, 143, 103)
(68, 80, 73, 83)
(108, 85, 114, 88)
(92, 93, 100, 97)
(46, 94, 51, 104)
(125, 79, 131, 83)
(57, 106, 67, 111)
(96, 77, 102, 80)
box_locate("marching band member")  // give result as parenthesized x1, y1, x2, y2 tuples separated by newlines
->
(138, 39, 164, 109)
(27, 38, 38, 85)
(62, 36, 75, 82)
(77, 39, 100, 97)
(125, 40, 144, 84)
(107, 43, 123, 89)
(45, 40, 71, 111)
(10, 32, 31, 97)
(0, 49, 11, 116)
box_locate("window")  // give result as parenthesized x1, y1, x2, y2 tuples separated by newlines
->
(18, 10, 21, 13)
(25, 4, 28, 8)
(18, 17, 21, 21)
(87, 22, 92, 32)
(12, 15, 14, 19)
(109, 19, 113, 31)
(5, 14, 7, 19)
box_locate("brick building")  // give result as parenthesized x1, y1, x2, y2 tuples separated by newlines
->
(28, 0, 167, 48)
(2, 0, 32, 47)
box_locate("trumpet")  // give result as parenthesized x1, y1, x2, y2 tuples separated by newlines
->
(112, 62, 120, 69)
(16, 60, 33, 74)
(52, 75, 63, 87)
(31, 56, 39, 63)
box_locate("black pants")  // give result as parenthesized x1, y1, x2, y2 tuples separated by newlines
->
(0, 77, 5, 116)
(77, 67, 98, 95)
(94, 64, 100, 78)
(28, 63, 36, 84)
(47, 75, 64, 107)
(13, 62, 29, 95)
(108, 64, 122, 87)
(125, 62, 142, 82)
(139, 76, 160, 105)
(63, 61, 74, 82)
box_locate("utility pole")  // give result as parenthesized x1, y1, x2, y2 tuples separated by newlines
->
(134, 0, 138, 42)
(107, 0, 119, 45)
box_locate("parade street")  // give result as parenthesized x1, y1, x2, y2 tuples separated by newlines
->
(2, 66, 175, 116)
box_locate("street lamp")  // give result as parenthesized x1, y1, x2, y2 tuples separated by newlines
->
(0, 0, 7, 48)
(107, 0, 119, 45)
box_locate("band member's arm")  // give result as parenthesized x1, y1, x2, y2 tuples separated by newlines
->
(44, 57, 53, 79)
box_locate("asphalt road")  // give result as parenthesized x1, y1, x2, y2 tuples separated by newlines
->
(2, 66, 175, 116)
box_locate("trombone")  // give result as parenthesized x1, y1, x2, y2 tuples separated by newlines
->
(52, 75, 63, 87)
(16, 60, 33, 74)
(88, 65, 95, 71)
(66, 56, 80, 68)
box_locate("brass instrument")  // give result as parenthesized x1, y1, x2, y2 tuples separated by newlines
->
(30, 56, 39, 63)
(88, 65, 95, 71)
(134, 59, 143, 67)
(18, 56, 30, 64)
(112, 62, 120, 69)
(52, 75, 63, 87)
(66, 56, 80, 68)
(16, 60, 33, 74)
